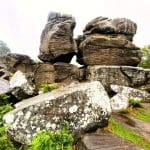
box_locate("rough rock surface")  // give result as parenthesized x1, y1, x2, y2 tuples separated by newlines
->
(77, 131, 140, 150)
(0, 53, 34, 73)
(0, 79, 10, 94)
(0, 64, 9, 80)
(38, 12, 77, 63)
(34, 63, 55, 85)
(77, 34, 141, 66)
(9, 71, 36, 100)
(110, 85, 150, 111)
(54, 62, 84, 82)
(84, 17, 137, 37)
(86, 66, 150, 93)
(3, 81, 111, 144)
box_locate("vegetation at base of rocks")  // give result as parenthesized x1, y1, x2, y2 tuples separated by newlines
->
(0, 94, 11, 106)
(139, 45, 150, 69)
(128, 98, 142, 108)
(39, 83, 59, 94)
(0, 96, 17, 150)
(107, 117, 150, 150)
(0, 40, 11, 56)
(28, 126, 74, 150)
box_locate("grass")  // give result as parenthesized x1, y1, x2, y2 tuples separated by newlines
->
(107, 117, 150, 150)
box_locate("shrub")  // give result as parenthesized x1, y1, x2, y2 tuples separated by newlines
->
(29, 126, 74, 150)
(0, 94, 10, 106)
(129, 98, 141, 108)
(39, 83, 59, 94)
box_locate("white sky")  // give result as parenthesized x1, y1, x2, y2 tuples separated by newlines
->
(0, 0, 150, 59)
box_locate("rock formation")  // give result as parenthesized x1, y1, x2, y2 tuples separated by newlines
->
(0, 53, 35, 73)
(38, 12, 77, 63)
(3, 81, 111, 144)
(77, 17, 142, 66)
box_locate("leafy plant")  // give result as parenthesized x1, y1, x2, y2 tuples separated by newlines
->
(139, 45, 150, 68)
(39, 83, 59, 94)
(107, 117, 150, 150)
(0, 40, 11, 56)
(28, 126, 74, 150)
(0, 94, 10, 106)
(129, 98, 141, 108)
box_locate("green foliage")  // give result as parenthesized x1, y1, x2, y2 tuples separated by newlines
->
(0, 40, 11, 56)
(0, 94, 11, 106)
(28, 126, 74, 150)
(129, 98, 141, 108)
(107, 117, 150, 150)
(40, 83, 59, 94)
(139, 45, 150, 68)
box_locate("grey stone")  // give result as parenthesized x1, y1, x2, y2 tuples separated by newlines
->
(84, 17, 137, 37)
(0, 53, 35, 73)
(3, 81, 111, 144)
(86, 66, 150, 93)
(10, 71, 36, 100)
(0, 64, 9, 80)
(110, 85, 150, 111)
(38, 12, 77, 63)
(0, 79, 10, 94)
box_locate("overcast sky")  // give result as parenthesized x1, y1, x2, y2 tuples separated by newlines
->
(0, 0, 150, 59)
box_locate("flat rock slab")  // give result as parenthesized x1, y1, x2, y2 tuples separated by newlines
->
(3, 81, 111, 144)
(77, 131, 140, 150)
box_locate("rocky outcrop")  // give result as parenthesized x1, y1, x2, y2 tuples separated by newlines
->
(38, 12, 77, 63)
(110, 85, 150, 111)
(54, 62, 84, 82)
(0, 79, 10, 94)
(83, 17, 137, 37)
(3, 81, 111, 144)
(9, 71, 36, 100)
(0, 64, 9, 80)
(33, 63, 55, 85)
(86, 66, 150, 93)
(0, 53, 35, 73)
(77, 17, 141, 66)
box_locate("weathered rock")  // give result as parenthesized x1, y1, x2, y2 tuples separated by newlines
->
(3, 81, 111, 144)
(54, 62, 84, 82)
(34, 63, 55, 85)
(110, 85, 150, 111)
(38, 12, 77, 63)
(86, 66, 150, 93)
(84, 17, 137, 38)
(77, 34, 141, 66)
(77, 131, 140, 150)
(9, 71, 36, 100)
(0, 79, 10, 94)
(0, 53, 35, 73)
(0, 64, 9, 80)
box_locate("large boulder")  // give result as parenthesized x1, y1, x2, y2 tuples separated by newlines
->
(86, 66, 150, 93)
(0, 79, 10, 94)
(38, 12, 77, 63)
(3, 81, 111, 144)
(9, 71, 36, 100)
(77, 34, 141, 66)
(84, 17, 137, 39)
(54, 62, 84, 82)
(0, 53, 35, 73)
(110, 85, 150, 111)
(33, 63, 55, 85)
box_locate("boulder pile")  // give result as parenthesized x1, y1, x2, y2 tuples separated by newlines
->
(77, 17, 142, 66)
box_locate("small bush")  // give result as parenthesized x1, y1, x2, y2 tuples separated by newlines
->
(39, 83, 59, 94)
(129, 98, 141, 108)
(29, 126, 74, 150)
(0, 94, 10, 106)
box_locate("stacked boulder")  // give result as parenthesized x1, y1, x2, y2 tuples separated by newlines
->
(77, 17, 142, 66)
(38, 12, 77, 63)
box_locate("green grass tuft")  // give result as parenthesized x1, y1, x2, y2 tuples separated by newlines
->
(107, 117, 150, 150)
